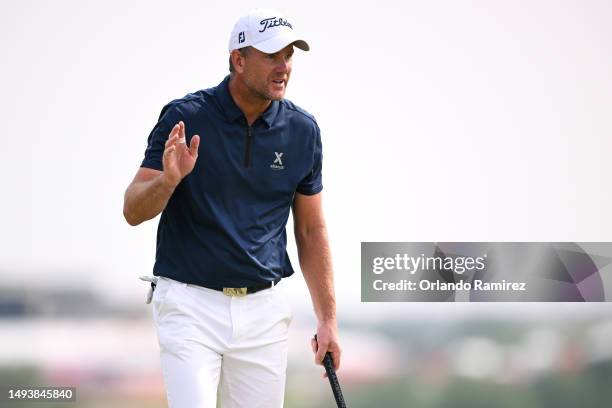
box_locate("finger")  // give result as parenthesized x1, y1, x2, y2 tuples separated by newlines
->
(179, 121, 186, 142)
(189, 135, 200, 157)
(332, 351, 341, 371)
(175, 139, 188, 154)
(165, 134, 180, 148)
(315, 346, 326, 364)
(174, 123, 188, 151)
(164, 145, 176, 156)
(168, 123, 180, 140)
(312, 336, 324, 364)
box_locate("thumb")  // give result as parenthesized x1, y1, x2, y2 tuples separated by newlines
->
(315, 341, 327, 364)
(189, 135, 200, 157)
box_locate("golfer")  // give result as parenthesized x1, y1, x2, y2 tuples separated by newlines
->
(123, 8, 341, 408)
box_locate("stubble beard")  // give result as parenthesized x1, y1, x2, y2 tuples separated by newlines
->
(244, 76, 286, 101)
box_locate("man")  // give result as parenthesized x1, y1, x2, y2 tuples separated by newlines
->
(123, 8, 341, 408)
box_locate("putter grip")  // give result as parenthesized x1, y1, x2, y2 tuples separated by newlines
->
(315, 335, 347, 408)
(323, 353, 347, 408)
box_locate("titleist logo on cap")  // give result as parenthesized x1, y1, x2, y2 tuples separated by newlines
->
(259, 17, 293, 33)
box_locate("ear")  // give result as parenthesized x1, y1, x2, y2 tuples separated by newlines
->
(231, 49, 246, 74)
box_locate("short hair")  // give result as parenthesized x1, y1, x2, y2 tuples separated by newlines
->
(229, 46, 252, 73)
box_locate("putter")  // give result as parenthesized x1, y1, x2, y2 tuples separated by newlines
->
(313, 334, 347, 408)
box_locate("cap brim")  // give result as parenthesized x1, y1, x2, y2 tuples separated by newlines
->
(252, 34, 310, 54)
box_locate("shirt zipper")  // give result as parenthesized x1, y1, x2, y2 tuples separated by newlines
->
(243, 125, 253, 168)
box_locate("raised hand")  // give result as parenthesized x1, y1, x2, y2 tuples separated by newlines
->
(162, 121, 200, 187)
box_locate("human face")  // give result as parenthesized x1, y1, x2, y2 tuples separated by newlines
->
(241, 44, 294, 101)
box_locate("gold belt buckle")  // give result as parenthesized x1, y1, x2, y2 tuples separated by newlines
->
(222, 287, 248, 297)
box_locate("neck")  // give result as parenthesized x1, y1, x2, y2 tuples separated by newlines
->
(228, 75, 272, 126)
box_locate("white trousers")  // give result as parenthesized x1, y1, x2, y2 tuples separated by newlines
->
(151, 276, 293, 408)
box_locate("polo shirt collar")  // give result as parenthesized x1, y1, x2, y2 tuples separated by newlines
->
(215, 75, 279, 128)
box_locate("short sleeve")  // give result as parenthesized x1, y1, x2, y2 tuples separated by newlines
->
(140, 104, 182, 171)
(296, 124, 323, 195)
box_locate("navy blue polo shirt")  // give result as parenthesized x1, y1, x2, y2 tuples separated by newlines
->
(141, 75, 323, 287)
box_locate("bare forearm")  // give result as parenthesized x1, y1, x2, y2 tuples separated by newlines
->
(123, 173, 176, 226)
(296, 225, 336, 322)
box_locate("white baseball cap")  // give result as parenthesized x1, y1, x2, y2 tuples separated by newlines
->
(228, 9, 310, 54)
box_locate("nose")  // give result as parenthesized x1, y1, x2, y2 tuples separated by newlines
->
(275, 58, 291, 73)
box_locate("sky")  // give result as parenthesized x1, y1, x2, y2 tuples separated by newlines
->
(1, 0, 611, 320)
